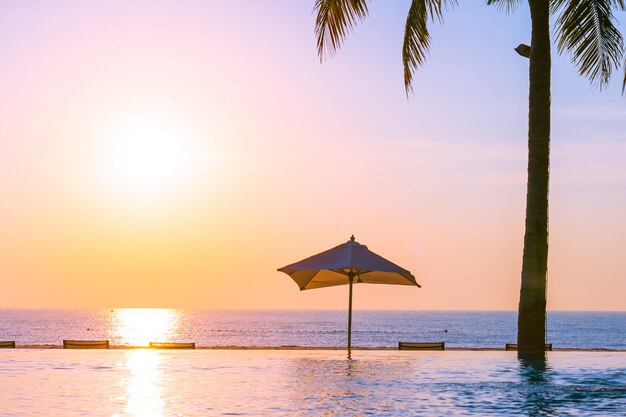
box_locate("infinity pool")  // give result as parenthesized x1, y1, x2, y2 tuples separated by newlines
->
(1, 350, 624, 416)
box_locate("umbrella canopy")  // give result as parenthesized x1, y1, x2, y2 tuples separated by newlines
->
(278, 235, 420, 350)
(278, 235, 420, 290)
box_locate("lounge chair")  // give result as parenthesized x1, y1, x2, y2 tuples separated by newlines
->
(63, 340, 110, 349)
(505, 343, 552, 351)
(0, 341, 16, 348)
(398, 342, 445, 350)
(149, 342, 195, 349)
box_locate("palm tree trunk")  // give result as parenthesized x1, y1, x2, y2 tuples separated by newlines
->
(517, 0, 551, 353)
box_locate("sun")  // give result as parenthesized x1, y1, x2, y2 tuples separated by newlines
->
(97, 111, 199, 199)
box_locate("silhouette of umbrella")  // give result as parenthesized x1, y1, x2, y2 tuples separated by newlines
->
(278, 235, 420, 350)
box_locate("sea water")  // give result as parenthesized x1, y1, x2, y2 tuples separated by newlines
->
(0, 309, 624, 349)
(0, 350, 625, 416)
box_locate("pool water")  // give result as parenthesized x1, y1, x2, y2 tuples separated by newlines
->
(1, 350, 624, 416)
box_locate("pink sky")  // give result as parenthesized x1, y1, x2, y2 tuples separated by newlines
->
(1, 1, 625, 310)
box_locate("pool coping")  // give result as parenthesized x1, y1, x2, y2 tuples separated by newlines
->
(6, 345, 626, 351)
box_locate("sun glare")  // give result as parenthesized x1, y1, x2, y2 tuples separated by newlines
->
(112, 308, 181, 346)
(97, 112, 201, 199)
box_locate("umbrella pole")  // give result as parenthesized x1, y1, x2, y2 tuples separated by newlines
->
(348, 274, 354, 351)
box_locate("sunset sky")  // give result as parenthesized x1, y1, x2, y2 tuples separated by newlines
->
(1, 1, 624, 311)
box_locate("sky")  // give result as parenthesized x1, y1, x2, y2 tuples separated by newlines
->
(0, 1, 624, 311)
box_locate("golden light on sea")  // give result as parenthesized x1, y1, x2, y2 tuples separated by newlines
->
(111, 308, 181, 347)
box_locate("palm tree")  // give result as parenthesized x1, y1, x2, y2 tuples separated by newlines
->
(314, 0, 625, 352)
(492, 0, 624, 352)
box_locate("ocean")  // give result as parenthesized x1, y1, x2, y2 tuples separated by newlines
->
(1, 309, 624, 349)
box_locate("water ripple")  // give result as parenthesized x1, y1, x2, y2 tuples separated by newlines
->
(0, 349, 624, 416)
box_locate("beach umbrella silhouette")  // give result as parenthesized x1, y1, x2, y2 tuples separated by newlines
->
(278, 235, 420, 350)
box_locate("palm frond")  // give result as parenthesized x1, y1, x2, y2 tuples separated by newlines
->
(554, 0, 625, 90)
(551, 0, 626, 14)
(486, 0, 523, 15)
(403, 1, 430, 92)
(402, 1, 456, 93)
(314, 0, 369, 60)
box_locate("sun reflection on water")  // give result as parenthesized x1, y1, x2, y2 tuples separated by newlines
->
(111, 308, 181, 346)
(122, 350, 164, 417)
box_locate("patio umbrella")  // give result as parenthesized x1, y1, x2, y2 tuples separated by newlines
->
(277, 235, 420, 350)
